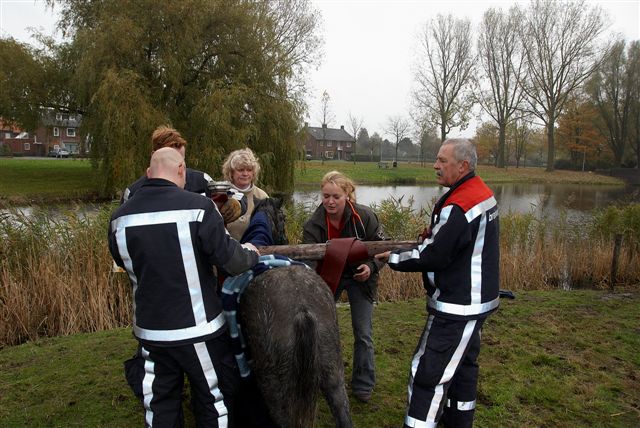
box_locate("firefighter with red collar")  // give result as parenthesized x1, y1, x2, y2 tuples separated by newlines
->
(376, 138, 499, 428)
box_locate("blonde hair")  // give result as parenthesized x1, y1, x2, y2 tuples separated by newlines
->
(222, 148, 261, 183)
(321, 171, 356, 203)
(151, 125, 186, 152)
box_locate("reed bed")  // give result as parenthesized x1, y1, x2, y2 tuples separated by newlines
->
(1, 200, 638, 348)
(1, 204, 131, 348)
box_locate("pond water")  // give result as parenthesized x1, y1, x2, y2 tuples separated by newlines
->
(2, 183, 638, 223)
(293, 183, 640, 222)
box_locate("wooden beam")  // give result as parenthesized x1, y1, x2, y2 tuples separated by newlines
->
(257, 240, 419, 261)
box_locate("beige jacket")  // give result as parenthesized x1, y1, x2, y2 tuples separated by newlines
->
(226, 185, 269, 241)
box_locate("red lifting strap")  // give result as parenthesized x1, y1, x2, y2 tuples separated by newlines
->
(318, 237, 369, 294)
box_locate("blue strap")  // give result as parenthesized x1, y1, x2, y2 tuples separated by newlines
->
(221, 255, 309, 377)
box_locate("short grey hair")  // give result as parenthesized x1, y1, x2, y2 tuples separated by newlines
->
(442, 138, 477, 171)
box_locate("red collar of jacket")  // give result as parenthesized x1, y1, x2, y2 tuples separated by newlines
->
(435, 173, 494, 215)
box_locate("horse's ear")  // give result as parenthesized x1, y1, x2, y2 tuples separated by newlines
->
(274, 197, 282, 209)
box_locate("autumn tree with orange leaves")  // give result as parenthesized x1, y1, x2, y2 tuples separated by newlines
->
(556, 96, 609, 170)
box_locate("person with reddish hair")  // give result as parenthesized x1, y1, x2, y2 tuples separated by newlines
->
(121, 125, 243, 225)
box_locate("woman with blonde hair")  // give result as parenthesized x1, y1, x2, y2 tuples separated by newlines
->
(222, 148, 269, 241)
(302, 170, 385, 403)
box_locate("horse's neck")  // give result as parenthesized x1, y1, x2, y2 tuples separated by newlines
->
(248, 201, 286, 245)
(258, 204, 286, 246)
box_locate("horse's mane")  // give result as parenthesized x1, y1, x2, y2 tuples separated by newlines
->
(241, 198, 288, 246)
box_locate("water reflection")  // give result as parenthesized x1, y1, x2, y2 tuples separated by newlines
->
(294, 183, 639, 221)
(2, 184, 637, 222)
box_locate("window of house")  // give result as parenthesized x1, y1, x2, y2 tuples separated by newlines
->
(324, 151, 334, 159)
(69, 114, 76, 121)
(56, 113, 62, 121)
(4, 132, 10, 139)
(53, 127, 59, 137)
(327, 141, 333, 147)
(24, 143, 30, 151)
(346, 142, 352, 148)
(67, 128, 76, 137)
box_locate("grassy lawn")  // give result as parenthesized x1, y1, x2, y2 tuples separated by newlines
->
(1, 289, 638, 427)
(0, 158, 623, 205)
(295, 160, 624, 187)
(0, 158, 99, 204)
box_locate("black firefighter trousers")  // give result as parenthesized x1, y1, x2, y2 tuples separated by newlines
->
(137, 334, 240, 428)
(403, 315, 485, 428)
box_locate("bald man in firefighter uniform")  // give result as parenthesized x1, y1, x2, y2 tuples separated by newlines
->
(377, 138, 499, 428)
(109, 148, 259, 427)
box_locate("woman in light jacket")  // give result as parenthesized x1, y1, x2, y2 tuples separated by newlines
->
(222, 148, 269, 241)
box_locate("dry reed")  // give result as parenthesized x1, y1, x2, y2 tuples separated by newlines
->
(1, 200, 638, 348)
(1, 205, 131, 348)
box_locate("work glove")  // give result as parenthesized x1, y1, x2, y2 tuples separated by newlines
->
(219, 198, 242, 224)
(418, 226, 432, 244)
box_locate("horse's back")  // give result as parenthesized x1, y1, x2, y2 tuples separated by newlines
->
(238, 265, 348, 427)
(241, 265, 335, 321)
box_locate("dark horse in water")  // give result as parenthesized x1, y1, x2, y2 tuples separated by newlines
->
(238, 198, 352, 428)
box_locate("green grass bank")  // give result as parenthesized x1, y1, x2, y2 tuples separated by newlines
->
(1, 289, 638, 427)
(0, 158, 100, 204)
(0, 158, 624, 205)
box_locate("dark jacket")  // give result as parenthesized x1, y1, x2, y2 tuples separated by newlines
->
(121, 168, 212, 203)
(388, 172, 500, 320)
(303, 201, 385, 287)
(108, 178, 258, 346)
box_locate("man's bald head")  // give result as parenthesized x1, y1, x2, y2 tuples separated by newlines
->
(147, 147, 186, 188)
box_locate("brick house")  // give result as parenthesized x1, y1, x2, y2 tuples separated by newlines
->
(0, 121, 40, 155)
(304, 123, 354, 160)
(0, 111, 83, 156)
(36, 110, 83, 155)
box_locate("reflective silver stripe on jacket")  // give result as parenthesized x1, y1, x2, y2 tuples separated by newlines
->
(470, 203, 487, 305)
(134, 312, 226, 342)
(464, 196, 497, 223)
(111, 209, 205, 230)
(468, 196, 496, 306)
(428, 296, 500, 316)
(388, 206, 453, 266)
(112, 209, 218, 342)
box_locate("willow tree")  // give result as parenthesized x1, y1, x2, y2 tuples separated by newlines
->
(0, 39, 47, 131)
(49, 0, 321, 195)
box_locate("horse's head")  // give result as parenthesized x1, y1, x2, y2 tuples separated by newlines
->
(251, 198, 289, 246)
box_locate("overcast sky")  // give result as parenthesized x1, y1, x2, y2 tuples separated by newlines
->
(2, 0, 639, 139)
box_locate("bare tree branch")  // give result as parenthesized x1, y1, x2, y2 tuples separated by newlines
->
(413, 14, 475, 142)
(476, 5, 527, 168)
(520, 0, 609, 171)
